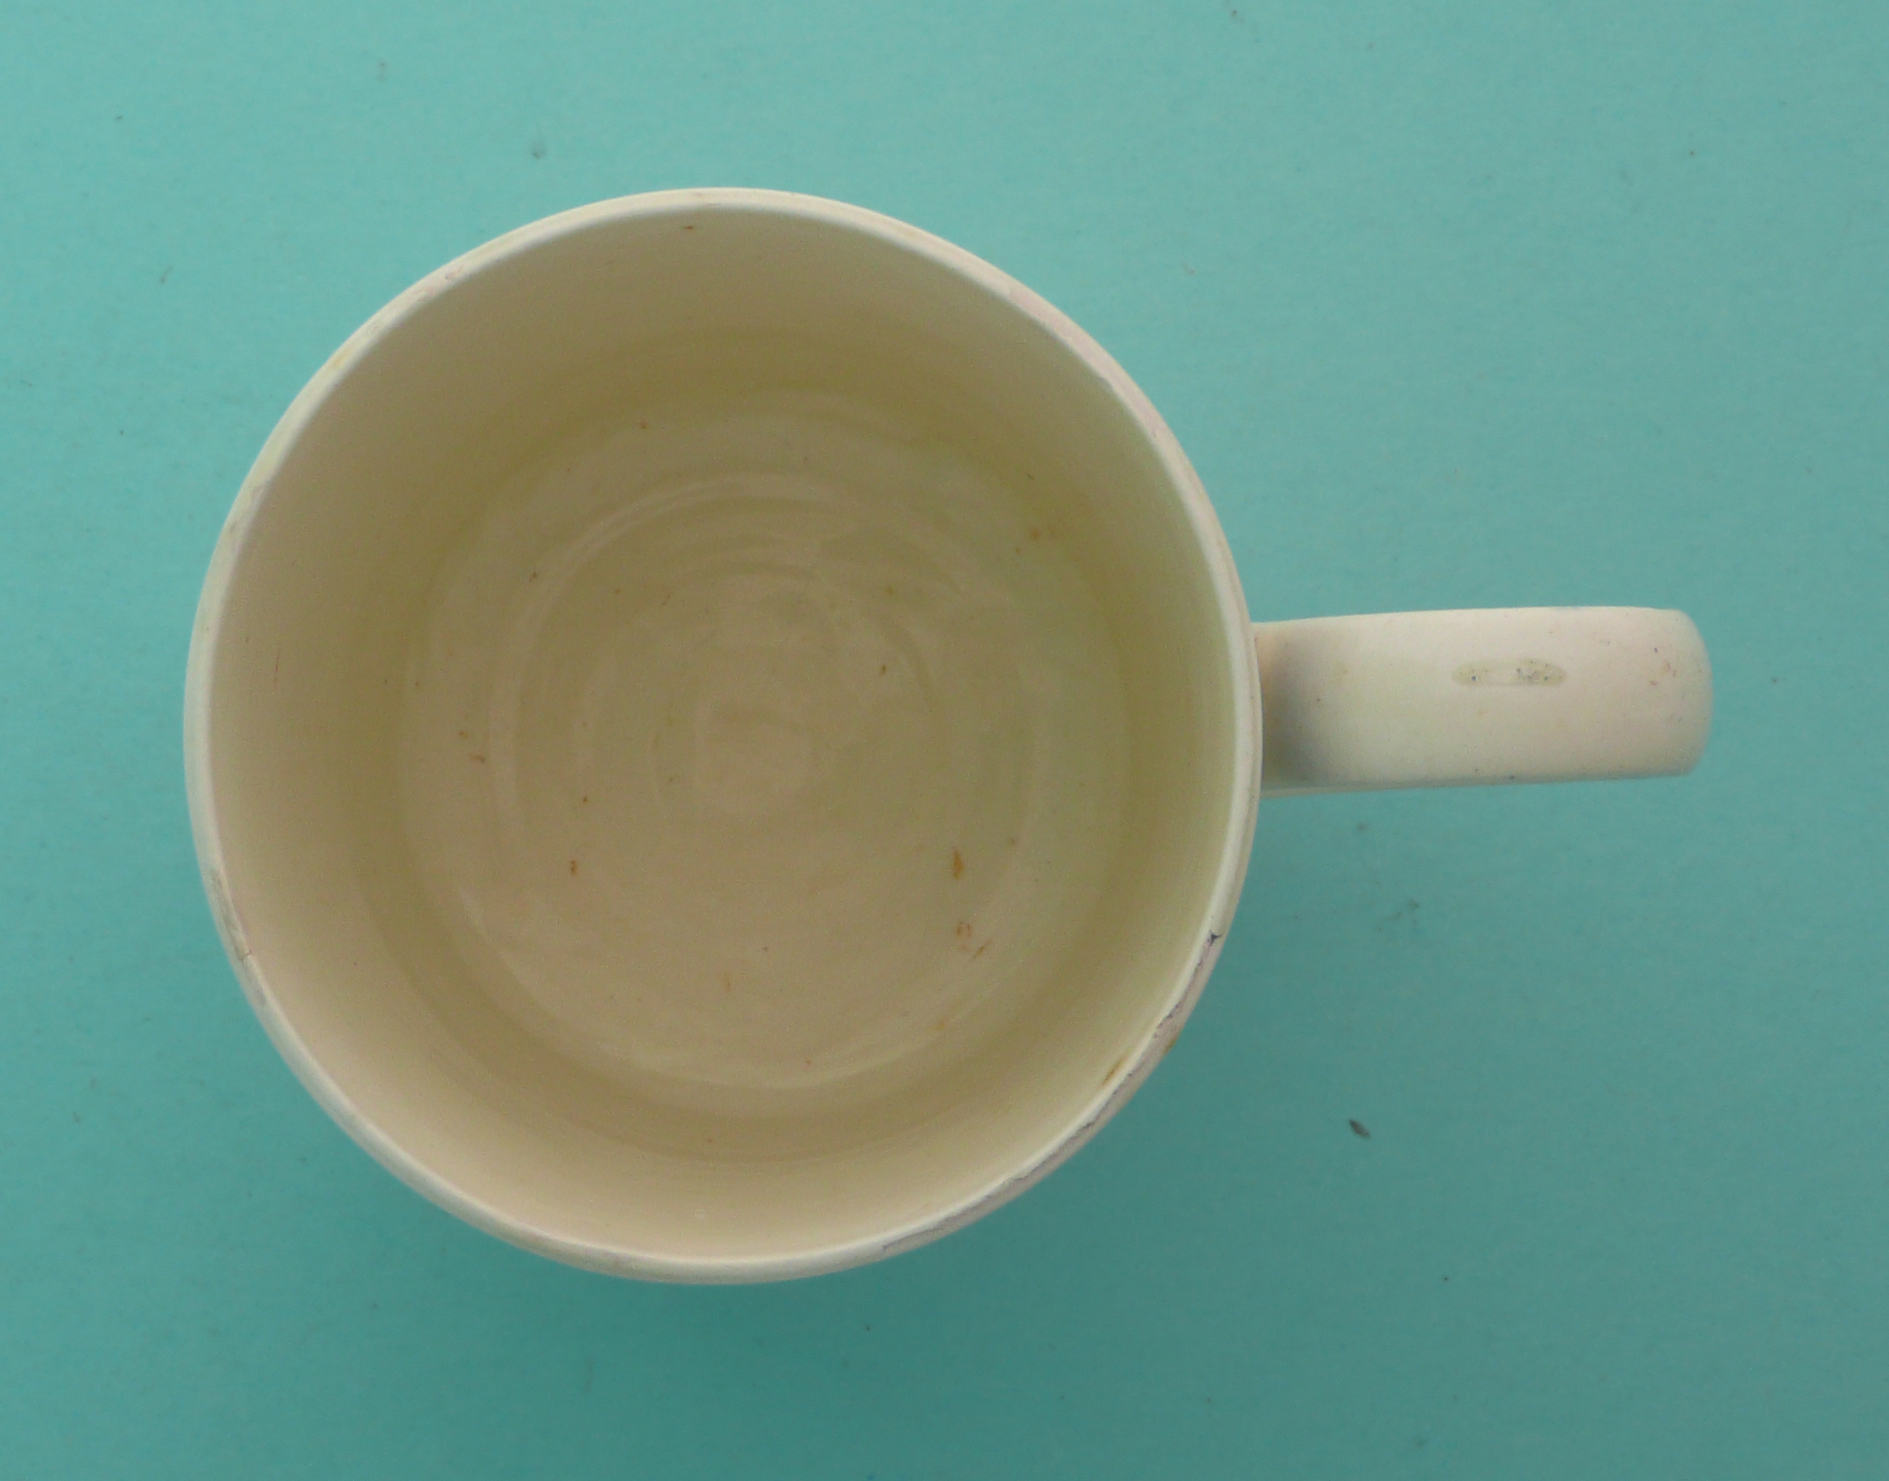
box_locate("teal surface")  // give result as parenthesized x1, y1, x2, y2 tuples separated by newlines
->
(3, 1, 1884, 1475)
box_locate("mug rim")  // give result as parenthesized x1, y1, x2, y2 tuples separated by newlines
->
(184, 188, 1263, 1282)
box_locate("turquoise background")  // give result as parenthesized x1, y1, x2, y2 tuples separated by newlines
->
(3, 0, 1884, 1474)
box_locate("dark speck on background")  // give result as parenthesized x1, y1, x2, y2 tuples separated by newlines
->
(1349, 1119, 1370, 1139)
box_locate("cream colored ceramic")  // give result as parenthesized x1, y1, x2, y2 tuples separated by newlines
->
(185, 190, 1711, 1282)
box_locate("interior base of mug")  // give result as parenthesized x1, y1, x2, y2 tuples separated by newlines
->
(190, 193, 1253, 1278)
(393, 375, 1133, 1123)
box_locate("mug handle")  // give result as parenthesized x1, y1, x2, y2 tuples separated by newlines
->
(1252, 607, 1711, 797)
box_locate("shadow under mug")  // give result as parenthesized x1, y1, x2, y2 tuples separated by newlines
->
(186, 190, 1711, 1281)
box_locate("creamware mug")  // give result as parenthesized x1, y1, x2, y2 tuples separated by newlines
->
(186, 190, 1711, 1281)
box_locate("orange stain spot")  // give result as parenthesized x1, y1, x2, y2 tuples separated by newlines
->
(952, 849, 965, 879)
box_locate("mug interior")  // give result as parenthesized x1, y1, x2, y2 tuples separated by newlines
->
(190, 193, 1254, 1277)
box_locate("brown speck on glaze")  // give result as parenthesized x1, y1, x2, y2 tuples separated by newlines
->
(569, 859, 578, 876)
(952, 848, 965, 879)
(469, 753, 486, 763)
